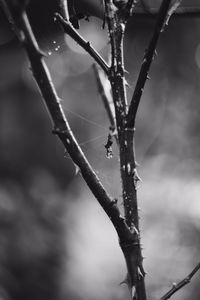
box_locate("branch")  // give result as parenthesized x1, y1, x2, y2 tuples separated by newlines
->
(93, 64, 116, 131)
(104, 0, 116, 68)
(0, 0, 136, 245)
(104, 2, 147, 300)
(161, 262, 200, 300)
(54, 12, 110, 75)
(127, 0, 173, 128)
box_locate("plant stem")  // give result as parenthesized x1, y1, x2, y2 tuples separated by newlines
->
(161, 262, 200, 300)
(93, 64, 117, 136)
(55, 13, 110, 75)
(127, 0, 172, 128)
(105, 2, 147, 299)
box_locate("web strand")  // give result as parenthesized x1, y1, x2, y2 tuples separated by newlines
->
(79, 134, 107, 147)
(64, 106, 108, 131)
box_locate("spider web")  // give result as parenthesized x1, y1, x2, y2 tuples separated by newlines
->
(64, 105, 122, 198)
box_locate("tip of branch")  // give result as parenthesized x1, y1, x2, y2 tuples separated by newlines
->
(54, 12, 62, 22)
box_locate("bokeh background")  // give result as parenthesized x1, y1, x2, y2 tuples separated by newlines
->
(1, 0, 200, 299)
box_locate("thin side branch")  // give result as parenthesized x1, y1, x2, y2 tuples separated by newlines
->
(127, 0, 175, 128)
(161, 262, 200, 300)
(93, 64, 116, 131)
(55, 13, 110, 75)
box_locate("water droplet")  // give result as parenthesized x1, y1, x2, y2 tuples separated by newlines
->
(54, 45, 60, 51)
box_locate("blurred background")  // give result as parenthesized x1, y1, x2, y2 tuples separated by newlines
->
(0, 0, 200, 299)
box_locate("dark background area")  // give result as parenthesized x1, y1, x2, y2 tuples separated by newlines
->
(1, 1, 200, 300)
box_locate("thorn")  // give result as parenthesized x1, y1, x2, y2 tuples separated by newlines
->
(119, 273, 130, 286)
(142, 58, 147, 64)
(137, 267, 144, 279)
(120, 279, 127, 286)
(135, 161, 140, 167)
(172, 282, 177, 288)
(133, 168, 142, 190)
(133, 168, 142, 182)
(74, 163, 80, 175)
(64, 149, 69, 158)
(133, 226, 139, 235)
(37, 49, 46, 58)
(131, 285, 137, 300)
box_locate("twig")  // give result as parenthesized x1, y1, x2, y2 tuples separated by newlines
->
(93, 64, 116, 131)
(127, 0, 173, 128)
(161, 262, 200, 300)
(0, 0, 137, 245)
(54, 12, 110, 75)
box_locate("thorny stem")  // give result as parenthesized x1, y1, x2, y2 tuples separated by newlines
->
(0, 0, 137, 246)
(105, 1, 146, 300)
(127, 0, 172, 128)
(55, 13, 110, 75)
(161, 262, 200, 300)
